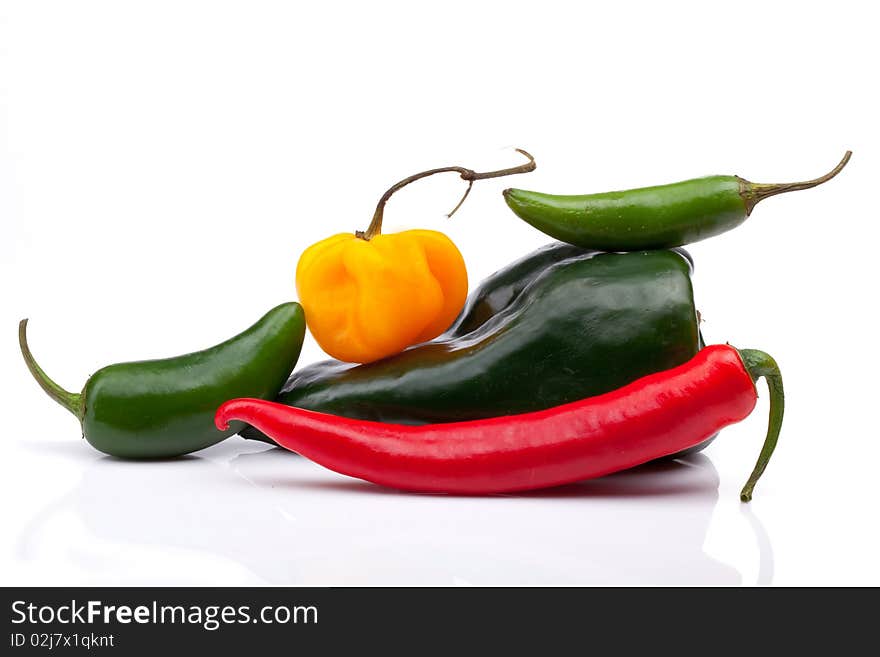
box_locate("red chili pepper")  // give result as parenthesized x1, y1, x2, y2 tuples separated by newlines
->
(215, 344, 784, 501)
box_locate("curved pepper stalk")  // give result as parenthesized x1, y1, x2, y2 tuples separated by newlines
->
(737, 349, 785, 502)
(19, 319, 84, 419)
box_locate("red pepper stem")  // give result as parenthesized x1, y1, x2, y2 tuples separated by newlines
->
(737, 348, 784, 502)
(18, 319, 83, 420)
(358, 148, 536, 240)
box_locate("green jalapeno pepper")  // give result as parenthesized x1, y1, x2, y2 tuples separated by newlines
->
(20, 302, 306, 459)
(503, 152, 851, 251)
(242, 246, 704, 447)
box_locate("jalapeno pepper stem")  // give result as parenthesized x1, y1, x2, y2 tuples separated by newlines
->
(740, 150, 851, 214)
(358, 148, 536, 240)
(737, 348, 785, 502)
(18, 319, 83, 420)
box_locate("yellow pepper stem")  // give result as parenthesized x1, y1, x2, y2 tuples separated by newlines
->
(358, 148, 537, 241)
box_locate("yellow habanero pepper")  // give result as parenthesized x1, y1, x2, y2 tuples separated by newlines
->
(297, 230, 467, 363)
(296, 149, 536, 364)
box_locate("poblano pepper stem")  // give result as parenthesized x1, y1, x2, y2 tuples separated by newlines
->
(738, 348, 785, 502)
(359, 148, 536, 240)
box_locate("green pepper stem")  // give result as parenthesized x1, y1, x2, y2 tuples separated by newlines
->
(358, 148, 536, 240)
(18, 319, 83, 420)
(737, 348, 785, 502)
(740, 150, 851, 214)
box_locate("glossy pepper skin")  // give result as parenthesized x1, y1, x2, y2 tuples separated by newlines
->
(448, 242, 696, 337)
(19, 303, 306, 458)
(242, 246, 701, 442)
(297, 230, 467, 364)
(503, 151, 851, 251)
(446, 241, 593, 336)
(217, 344, 784, 500)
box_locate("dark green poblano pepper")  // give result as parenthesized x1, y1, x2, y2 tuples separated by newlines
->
(242, 245, 713, 457)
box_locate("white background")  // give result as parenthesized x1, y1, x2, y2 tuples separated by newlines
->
(1, 0, 878, 585)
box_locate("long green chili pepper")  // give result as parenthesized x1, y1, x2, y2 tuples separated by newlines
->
(503, 151, 851, 251)
(20, 302, 306, 458)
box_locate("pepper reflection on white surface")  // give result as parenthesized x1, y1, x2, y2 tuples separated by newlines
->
(12, 438, 770, 586)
